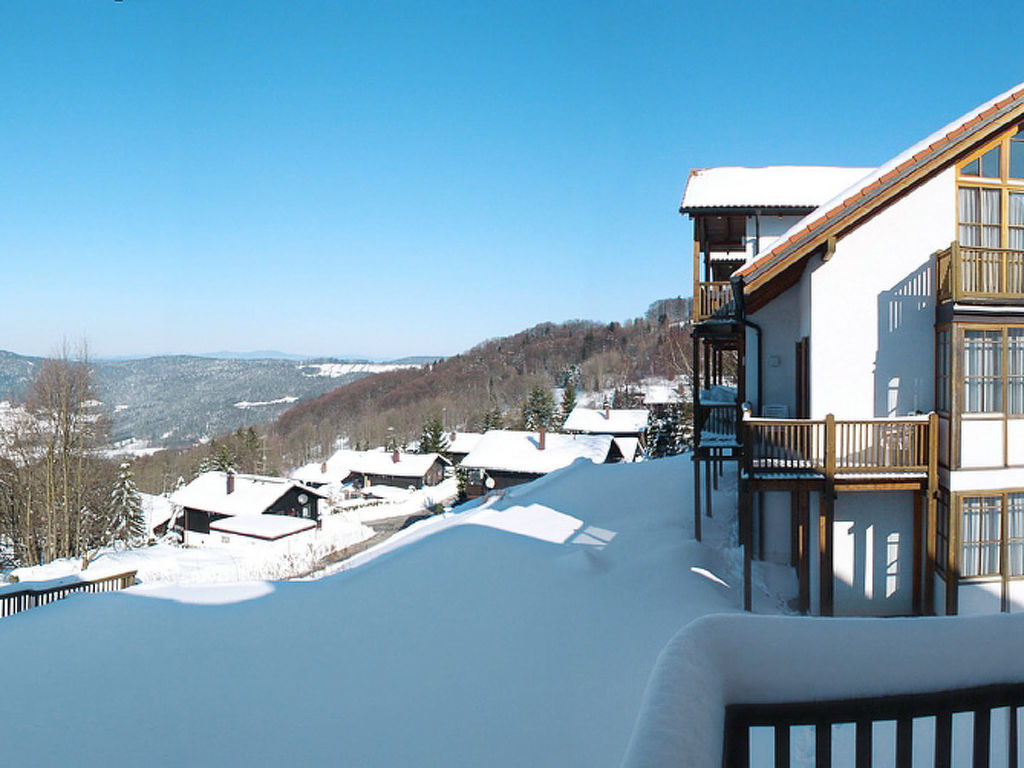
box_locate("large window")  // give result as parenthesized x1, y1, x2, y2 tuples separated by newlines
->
(958, 125, 1024, 295)
(959, 492, 1024, 579)
(963, 329, 1003, 412)
(1010, 329, 1024, 414)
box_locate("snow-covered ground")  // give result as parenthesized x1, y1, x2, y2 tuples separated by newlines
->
(0, 454, 786, 766)
(9, 508, 376, 586)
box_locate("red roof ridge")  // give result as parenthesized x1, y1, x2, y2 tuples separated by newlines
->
(736, 83, 1024, 282)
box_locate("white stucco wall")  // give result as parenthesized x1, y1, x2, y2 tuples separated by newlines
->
(806, 168, 955, 418)
(748, 282, 805, 416)
(960, 418, 1005, 468)
(832, 491, 916, 616)
(746, 213, 805, 257)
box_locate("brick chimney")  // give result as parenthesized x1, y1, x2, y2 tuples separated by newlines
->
(226, 472, 235, 494)
(392, 449, 400, 463)
(320, 461, 328, 474)
(604, 402, 611, 419)
(538, 426, 546, 450)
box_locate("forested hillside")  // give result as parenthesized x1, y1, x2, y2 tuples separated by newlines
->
(132, 306, 692, 494)
(273, 317, 690, 457)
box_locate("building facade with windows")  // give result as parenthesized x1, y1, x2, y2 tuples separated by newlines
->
(686, 81, 1024, 617)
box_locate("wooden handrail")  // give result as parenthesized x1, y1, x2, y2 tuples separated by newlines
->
(724, 682, 1024, 768)
(937, 241, 1024, 301)
(694, 281, 734, 321)
(0, 570, 138, 619)
(743, 415, 933, 475)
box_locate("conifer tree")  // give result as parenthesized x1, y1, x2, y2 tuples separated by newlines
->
(108, 461, 145, 546)
(419, 415, 449, 456)
(557, 382, 577, 430)
(522, 385, 556, 431)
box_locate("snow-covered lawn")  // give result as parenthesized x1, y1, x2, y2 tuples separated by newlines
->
(0, 455, 793, 766)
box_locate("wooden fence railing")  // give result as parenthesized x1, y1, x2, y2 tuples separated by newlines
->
(743, 414, 934, 476)
(696, 403, 742, 444)
(724, 682, 1024, 768)
(936, 241, 1024, 302)
(0, 570, 138, 618)
(694, 281, 735, 321)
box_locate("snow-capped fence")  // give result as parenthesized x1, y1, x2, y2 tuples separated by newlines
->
(0, 570, 137, 618)
(622, 614, 1024, 768)
(724, 682, 1023, 767)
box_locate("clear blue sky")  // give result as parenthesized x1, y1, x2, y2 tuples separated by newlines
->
(2, 0, 1023, 359)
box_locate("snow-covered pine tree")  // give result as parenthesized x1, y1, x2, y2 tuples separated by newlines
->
(557, 382, 577, 431)
(522, 385, 555, 431)
(419, 415, 449, 456)
(109, 461, 145, 547)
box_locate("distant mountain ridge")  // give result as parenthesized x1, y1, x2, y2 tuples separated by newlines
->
(0, 351, 429, 449)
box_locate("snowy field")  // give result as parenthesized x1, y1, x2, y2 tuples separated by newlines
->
(0, 455, 792, 766)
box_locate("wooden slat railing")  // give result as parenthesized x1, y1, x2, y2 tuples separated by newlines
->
(694, 281, 734, 321)
(724, 682, 1024, 768)
(695, 403, 742, 446)
(744, 414, 933, 476)
(936, 241, 1024, 302)
(0, 570, 137, 618)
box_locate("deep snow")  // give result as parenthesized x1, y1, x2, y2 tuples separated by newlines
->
(0, 455, 791, 766)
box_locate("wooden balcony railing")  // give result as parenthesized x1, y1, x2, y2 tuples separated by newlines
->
(743, 414, 934, 477)
(0, 570, 137, 618)
(936, 241, 1024, 302)
(693, 281, 735, 321)
(695, 402, 742, 445)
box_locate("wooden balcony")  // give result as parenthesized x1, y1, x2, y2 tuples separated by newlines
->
(936, 241, 1024, 303)
(693, 281, 735, 322)
(742, 413, 936, 486)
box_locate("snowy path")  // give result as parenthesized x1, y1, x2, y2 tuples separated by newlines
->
(0, 455, 795, 767)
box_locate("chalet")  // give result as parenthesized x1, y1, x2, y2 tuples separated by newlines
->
(291, 449, 362, 488)
(344, 450, 448, 490)
(460, 428, 620, 497)
(170, 471, 325, 546)
(446, 432, 484, 465)
(685, 81, 1024, 617)
(563, 405, 648, 446)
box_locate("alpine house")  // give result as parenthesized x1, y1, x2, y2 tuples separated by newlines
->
(684, 81, 1024, 618)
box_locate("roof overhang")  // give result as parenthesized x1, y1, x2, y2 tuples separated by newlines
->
(738, 85, 1024, 314)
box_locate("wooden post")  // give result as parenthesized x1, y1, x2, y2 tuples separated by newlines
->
(799, 491, 810, 614)
(704, 454, 713, 519)
(820, 414, 836, 617)
(913, 490, 923, 616)
(741, 483, 753, 612)
(952, 240, 962, 301)
(925, 411, 939, 614)
(693, 453, 702, 543)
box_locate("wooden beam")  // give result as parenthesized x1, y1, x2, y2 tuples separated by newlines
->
(740, 483, 754, 612)
(799, 491, 810, 614)
(913, 490, 923, 616)
(926, 412, 939, 614)
(819, 490, 834, 617)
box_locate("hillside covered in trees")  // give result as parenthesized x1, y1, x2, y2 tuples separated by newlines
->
(132, 306, 692, 493)
(274, 317, 689, 453)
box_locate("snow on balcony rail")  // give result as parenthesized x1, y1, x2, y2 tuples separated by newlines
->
(622, 613, 1024, 768)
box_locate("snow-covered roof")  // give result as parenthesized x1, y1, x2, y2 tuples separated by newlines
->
(210, 514, 316, 540)
(349, 451, 448, 478)
(138, 492, 175, 535)
(680, 166, 873, 211)
(461, 430, 613, 475)
(447, 432, 484, 454)
(738, 82, 1024, 288)
(170, 472, 321, 517)
(563, 406, 648, 435)
(613, 436, 641, 462)
(643, 383, 684, 405)
(291, 449, 362, 485)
